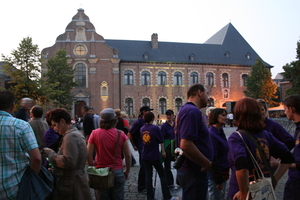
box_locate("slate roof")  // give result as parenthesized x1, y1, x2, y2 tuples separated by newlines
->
(105, 23, 272, 68)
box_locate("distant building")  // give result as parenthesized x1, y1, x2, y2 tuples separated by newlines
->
(273, 73, 291, 102)
(41, 8, 273, 118)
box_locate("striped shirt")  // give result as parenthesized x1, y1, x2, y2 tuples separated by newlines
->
(0, 111, 38, 199)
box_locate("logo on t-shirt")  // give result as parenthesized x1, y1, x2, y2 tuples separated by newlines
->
(142, 131, 151, 145)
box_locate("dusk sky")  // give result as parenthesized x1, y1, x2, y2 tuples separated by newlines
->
(1, 0, 299, 78)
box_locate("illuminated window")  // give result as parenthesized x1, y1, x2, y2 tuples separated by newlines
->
(74, 45, 86, 56)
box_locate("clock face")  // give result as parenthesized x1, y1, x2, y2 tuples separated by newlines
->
(75, 45, 86, 56)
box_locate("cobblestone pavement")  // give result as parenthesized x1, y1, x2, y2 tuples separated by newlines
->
(91, 126, 290, 200)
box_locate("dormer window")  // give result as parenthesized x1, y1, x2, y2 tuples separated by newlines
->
(225, 51, 230, 58)
(246, 52, 251, 60)
(189, 54, 195, 61)
(143, 52, 149, 60)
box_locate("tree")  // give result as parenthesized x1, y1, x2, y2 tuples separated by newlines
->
(43, 49, 77, 110)
(1, 37, 47, 105)
(244, 58, 278, 106)
(283, 40, 300, 95)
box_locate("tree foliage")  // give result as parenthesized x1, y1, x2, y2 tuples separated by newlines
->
(244, 58, 278, 106)
(43, 49, 77, 110)
(1, 37, 47, 105)
(283, 40, 300, 95)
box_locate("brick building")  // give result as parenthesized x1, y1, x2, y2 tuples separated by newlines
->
(41, 8, 272, 118)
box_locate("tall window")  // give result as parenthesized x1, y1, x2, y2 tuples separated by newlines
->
(173, 72, 182, 85)
(175, 98, 183, 113)
(125, 98, 133, 115)
(124, 70, 133, 85)
(242, 74, 248, 86)
(142, 98, 150, 107)
(157, 71, 166, 85)
(206, 72, 214, 86)
(142, 71, 150, 85)
(75, 63, 86, 88)
(222, 73, 229, 88)
(159, 98, 167, 114)
(190, 72, 198, 84)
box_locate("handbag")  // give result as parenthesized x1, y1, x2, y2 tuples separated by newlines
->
(87, 130, 121, 189)
(236, 131, 276, 200)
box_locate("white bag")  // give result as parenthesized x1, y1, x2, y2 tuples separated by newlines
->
(237, 132, 276, 200)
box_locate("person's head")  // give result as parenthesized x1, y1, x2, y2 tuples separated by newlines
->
(45, 110, 53, 127)
(165, 109, 175, 121)
(49, 108, 72, 134)
(114, 108, 121, 118)
(0, 90, 15, 112)
(140, 106, 153, 117)
(20, 98, 33, 111)
(206, 107, 216, 117)
(209, 108, 228, 126)
(187, 84, 208, 109)
(100, 108, 117, 130)
(256, 99, 268, 119)
(88, 107, 95, 115)
(282, 94, 300, 121)
(81, 105, 90, 115)
(234, 97, 265, 132)
(120, 111, 128, 119)
(144, 112, 155, 124)
(30, 105, 44, 118)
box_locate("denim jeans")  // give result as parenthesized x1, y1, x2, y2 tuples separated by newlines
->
(207, 178, 227, 200)
(138, 148, 146, 191)
(177, 169, 208, 200)
(95, 168, 125, 200)
(163, 144, 174, 186)
(143, 160, 172, 200)
(284, 178, 300, 200)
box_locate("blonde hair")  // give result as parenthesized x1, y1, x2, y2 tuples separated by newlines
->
(121, 111, 128, 118)
(206, 107, 216, 116)
(114, 108, 121, 117)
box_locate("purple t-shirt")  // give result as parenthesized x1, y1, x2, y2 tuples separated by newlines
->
(209, 126, 229, 170)
(140, 123, 164, 161)
(288, 122, 300, 182)
(161, 121, 175, 140)
(265, 117, 295, 150)
(175, 102, 213, 170)
(227, 130, 290, 198)
(129, 117, 145, 149)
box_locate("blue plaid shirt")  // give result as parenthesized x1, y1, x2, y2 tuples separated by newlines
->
(0, 111, 38, 199)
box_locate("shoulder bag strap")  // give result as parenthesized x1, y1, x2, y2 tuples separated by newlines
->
(112, 130, 121, 170)
(238, 130, 277, 187)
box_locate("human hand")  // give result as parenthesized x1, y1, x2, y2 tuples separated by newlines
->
(270, 156, 280, 169)
(43, 147, 54, 157)
(233, 191, 248, 200)
(200, 160, 212, 172)
(124, 170, 129, 180)
(133, 146, 138, 151)
(216, 183, 223, 190)
(162, 152, 166, 158)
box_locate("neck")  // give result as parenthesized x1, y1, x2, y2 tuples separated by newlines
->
(212, 124, 222, 130)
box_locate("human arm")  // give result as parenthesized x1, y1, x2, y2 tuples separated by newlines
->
(233, 169, 249, 200)
(122, 140, 131, 180)
(180, 138, 211, 172)
(87, 143, 95, 166)
(29, 147, 42, 173)
(161, 143, 166, 158)
(127, 132, 137, 151)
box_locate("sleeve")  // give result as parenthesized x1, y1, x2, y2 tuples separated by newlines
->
(156, 126, 164, 143)
(123, 119, 129, 127)
(179, 109, 201, 141)
(270, 120, 295, 150)
(228, 132, 248, 164)
(160, 123, 167, 138)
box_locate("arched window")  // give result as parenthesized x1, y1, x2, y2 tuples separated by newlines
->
(175, 98, 183, 113)
(74, 63, 86, 88)
(190, 72, 198, 84)
(222, 73, 229, 88)
(125, 98, 133, 115)
(142, 71, 150, 85)
(173, 72, 182, 85)
(157, 71, 166, 85)
(159, 98, 167, 114)
(124, 70, 133, 85)
(242, 74, 248, 86)
(206, 72, 214, 86)
(207, 98, 214, 107)
(142, 98, 150, 107)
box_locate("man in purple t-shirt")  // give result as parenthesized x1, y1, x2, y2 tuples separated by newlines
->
(282, 94, 300, 200)
(175, 84, 213, 200)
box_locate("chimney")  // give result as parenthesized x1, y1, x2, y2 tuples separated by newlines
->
(151, 33, 158, 49)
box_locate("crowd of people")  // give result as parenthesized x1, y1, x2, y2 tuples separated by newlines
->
(1, 83, 300, 200)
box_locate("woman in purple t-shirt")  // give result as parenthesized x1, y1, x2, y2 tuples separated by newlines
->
(227, 97, 294, 200)
(141, 112, 173, 200)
